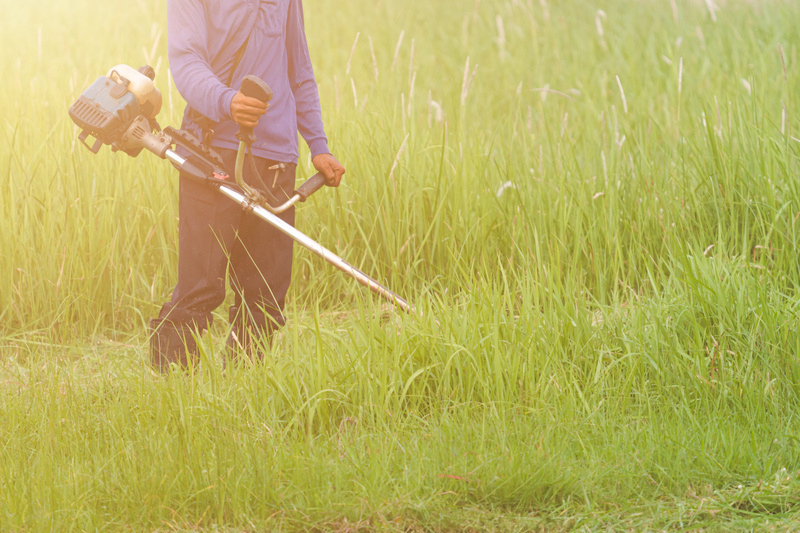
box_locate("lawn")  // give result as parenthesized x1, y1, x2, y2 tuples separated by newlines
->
(3, 0, 800, 530)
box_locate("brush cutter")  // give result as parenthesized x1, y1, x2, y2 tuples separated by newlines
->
(69, 64, 413, 314)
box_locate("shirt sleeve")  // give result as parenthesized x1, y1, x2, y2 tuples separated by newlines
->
(167, 0, 237, 123)
(285, 0, 330, 158)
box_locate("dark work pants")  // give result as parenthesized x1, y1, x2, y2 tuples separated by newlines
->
(156, 147, 296, 338)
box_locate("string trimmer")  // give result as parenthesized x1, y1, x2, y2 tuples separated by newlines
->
(68, 64, 414, 314)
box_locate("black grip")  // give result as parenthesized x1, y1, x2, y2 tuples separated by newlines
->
(236, 76, 273, 144)
(294, 173, 327, 201)
(241, 75, 273, 103)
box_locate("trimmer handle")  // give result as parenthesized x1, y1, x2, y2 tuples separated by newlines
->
(294, 173, 327, 202)
(241, 75, 273, 103)
(236, 75, 273, 144)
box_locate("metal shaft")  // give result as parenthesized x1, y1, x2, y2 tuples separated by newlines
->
(165, 148, 414, 314)
(165, 148, 185, 167)
(217, 185, 414, 314)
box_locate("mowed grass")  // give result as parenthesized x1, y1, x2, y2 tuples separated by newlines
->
(4, 0, 800, 530)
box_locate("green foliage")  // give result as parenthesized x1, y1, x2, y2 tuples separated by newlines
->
(4, 0, 800, 529)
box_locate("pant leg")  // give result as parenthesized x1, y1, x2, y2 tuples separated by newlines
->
(156, 148, 296, 337)
(228, 161, 297, 338)
(156, 149, 244, 330)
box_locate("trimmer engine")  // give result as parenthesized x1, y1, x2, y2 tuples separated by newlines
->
(69, 64, 166, 156)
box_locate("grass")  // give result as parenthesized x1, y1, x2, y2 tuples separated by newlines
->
(4, 0, 800, 529)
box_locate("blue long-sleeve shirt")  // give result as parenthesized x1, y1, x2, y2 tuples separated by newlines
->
(166, 0, 329, 163)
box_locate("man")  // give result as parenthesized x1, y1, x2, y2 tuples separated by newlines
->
(150, 0, 345, 370)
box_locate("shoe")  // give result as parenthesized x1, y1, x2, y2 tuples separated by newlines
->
(149, 318, 199, 372)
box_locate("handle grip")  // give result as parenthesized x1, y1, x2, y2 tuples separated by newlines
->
(236, 75, 273, 144)
(241, 75, 273, 103)
(294, 173, 327, 201)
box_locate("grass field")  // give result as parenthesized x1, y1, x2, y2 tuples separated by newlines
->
(4, 0, 800, 530)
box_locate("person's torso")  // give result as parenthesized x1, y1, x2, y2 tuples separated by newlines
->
(191, 0, 300, 162)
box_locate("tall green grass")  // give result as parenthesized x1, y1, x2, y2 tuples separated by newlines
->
(3, 0, 800, 529)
